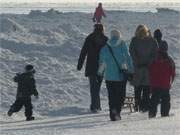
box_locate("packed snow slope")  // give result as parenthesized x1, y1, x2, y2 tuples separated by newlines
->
(0, 9, 180, 135)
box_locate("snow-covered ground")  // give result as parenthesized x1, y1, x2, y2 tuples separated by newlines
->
(0, 8, 180, 135)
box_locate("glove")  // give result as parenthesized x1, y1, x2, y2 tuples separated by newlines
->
(127, 73, 134, 81)
(92, 17, 96, 22)
(35, 95, 39, 99)
(77, 64, 82, 71)
(96, 75, 103, 83)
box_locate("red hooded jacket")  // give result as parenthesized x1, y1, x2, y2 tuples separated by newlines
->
(93, 6, 105, 23)
(149, 53, 175, 90)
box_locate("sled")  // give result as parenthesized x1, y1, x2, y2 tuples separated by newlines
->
(123, 96, 135, 113)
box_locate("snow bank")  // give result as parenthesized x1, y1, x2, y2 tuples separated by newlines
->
(0, 9, 180, 135)
(0, 18, 26, 33)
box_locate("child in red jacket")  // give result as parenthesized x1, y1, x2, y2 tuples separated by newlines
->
(149, 50, 175, 118)
(93, 3, 106, 23)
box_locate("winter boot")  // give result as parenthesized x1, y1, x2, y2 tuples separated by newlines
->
(26, 116, 35, 121)
(7, 107, 14, 117)
(110, 109, 121, 121)
(7, 110, 13, 117)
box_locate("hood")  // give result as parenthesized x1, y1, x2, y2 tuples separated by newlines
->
(107, 38, 122, 47)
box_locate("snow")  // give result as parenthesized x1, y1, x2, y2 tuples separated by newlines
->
(0, 9, 180, 135)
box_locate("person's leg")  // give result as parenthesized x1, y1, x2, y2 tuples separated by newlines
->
(121, 80, 127, 107)
(115, 81, 127, 119)
(106, 81, 117, 121)
(134, 86, 142, 112)
(161, 90, 170, 117)
(149, 90, 160, 118)
(24, 97, 33, 120)
(89, 76, 102, 112)
(142, 86, 150, 112)
(8, 98, 23, 116)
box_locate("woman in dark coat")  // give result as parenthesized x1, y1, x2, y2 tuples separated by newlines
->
(129, 25, 158, 112)
(77, 24, 108, 112)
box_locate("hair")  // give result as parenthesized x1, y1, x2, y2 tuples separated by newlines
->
(94, 24, 104, 34)
(110, 29, 121, 39)
(135, 25, 150, 39)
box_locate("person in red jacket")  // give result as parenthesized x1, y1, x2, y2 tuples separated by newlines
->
(149, 50, 175, 118)
(93, 3, 106, 23)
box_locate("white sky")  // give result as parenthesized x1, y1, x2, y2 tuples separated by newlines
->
(1, 0, 180, 3)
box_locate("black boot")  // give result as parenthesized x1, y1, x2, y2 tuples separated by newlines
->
(26, 116, 35, 121)
(7, 110, 13, 117)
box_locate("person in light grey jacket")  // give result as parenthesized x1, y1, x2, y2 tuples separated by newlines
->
(129, 25, 158, 112)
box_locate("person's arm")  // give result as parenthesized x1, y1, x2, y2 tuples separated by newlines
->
(123, 41, 134, 73)
(129, 38, 139, 67)
(13, 73, 21, 82)
(31, 78, 38, 97)
(98, 48, 106, 76)
(171, 65, 176, 83)
(169, 57, 176, 83)
(92, 8, 97, 22)
(77, 37, 89, 70)
(149, 39, 158, 65)
(102, 8, 106, 17)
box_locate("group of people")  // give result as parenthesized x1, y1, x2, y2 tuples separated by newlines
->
(7, 3, 175, 122)
(77, 24, 175, 121)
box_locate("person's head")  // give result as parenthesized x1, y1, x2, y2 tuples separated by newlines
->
(135, 24, 150, 39)
(98, 2, 102, 7)
(154, 29, 162, 41)
(110, 29, 121, 40)
(25, 64, 35, 74)
(94, 24, 104, 34)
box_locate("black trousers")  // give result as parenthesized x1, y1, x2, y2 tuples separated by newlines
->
(149, 89, 170, 117)
(9, 97, 33, 118)
(106, 81, 127, 120)
(88, 75, 103, 111)
(134, 86, 150, 112)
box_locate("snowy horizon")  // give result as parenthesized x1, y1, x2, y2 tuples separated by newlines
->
(1, 0, 180, 4)
(0, 3, 180, 135)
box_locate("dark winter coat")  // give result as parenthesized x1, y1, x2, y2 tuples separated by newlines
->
(14, 72, 38, 98)
(157, 39, 168, 52)
(77, 32, 108, 77)
(129, 37, 158, 86)
(149, 53, 175, 89)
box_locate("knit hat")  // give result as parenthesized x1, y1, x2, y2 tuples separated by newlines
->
(154, 29, 162, 40)
(25, 64, 35, 73)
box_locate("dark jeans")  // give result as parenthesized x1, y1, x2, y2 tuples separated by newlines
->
(106, 81, 127, 120)
(134, 86, 150, 112)
(149, 89, 170, 117)
(9, 97, 33, 118)
(88, 75, 103, 111)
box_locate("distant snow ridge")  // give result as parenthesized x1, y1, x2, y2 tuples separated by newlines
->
(0, 18, 26, 33)
(29, 28, 66, 45)
(28, 8, 62, 18)
(156, 8, 179, 14)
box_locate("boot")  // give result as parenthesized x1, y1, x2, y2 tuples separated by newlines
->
(7, 110, 13, 117)
(26, 116, 35, 121)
